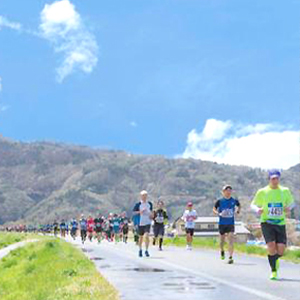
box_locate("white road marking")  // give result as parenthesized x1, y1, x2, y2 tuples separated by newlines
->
(98, 242, 288, 300)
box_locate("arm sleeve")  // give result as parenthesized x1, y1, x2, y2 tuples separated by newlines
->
(149, 202, 153, 211)
(236, 199, 241, 207)
(214, 200, 220, 209)
(164, 211, 168, 219)
(133, 203, 140, 212)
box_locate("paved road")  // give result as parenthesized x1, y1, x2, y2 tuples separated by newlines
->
(66, 237, 300, 300)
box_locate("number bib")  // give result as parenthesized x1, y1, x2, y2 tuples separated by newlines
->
(268, 203, 283, 218)
(221, 209, 234, 218)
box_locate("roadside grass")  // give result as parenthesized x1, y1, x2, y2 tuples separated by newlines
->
(0, 239, 119, 300)
(164, 236, 300, 263)
(0, 232, 42, 250)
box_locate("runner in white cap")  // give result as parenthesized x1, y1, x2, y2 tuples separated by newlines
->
(133, 190, 154, 257)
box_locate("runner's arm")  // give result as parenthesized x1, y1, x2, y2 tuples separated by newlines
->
(213, 200, 220, 215)
(251, 190, 264, 215)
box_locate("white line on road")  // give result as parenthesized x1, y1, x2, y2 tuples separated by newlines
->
(99, 243, 288, 300)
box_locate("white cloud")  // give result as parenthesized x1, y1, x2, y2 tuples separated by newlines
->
(0, 16, 22, 31)
(182, 119, 300, 170)
(39, 0, 98, 82)
(0, 105, 10, 112)
(130, 121, 138, 127)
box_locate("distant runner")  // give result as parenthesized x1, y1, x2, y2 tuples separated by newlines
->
(79, 215, 88, 244)
(120, 212, 129, 244)
(87, 215, 95, 242)
(94, 214, 104, 243)
(60, 219, 66, 238)
(53, 221, 59, 237)
(112, 214, 121, 243)
(70, 218, 78, 240)
(182, 202, 197, 250)
(251, 169, 295, 280)
(153, 200, 168, 251)
(213, 185, 241, 264)
(133, 190, 153, 257)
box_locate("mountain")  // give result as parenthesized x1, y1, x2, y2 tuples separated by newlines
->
(0, 136, 299, 225)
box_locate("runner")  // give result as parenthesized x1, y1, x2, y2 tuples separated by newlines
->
(133, 190, 153, 257)
(120, 212, 129, 244)
(213, 185, 241, 264)
(251, 169, 295, 280)
(53, 221, 59, 237)
(70, 218, 78, 240)
(94, 214, 104, 243)
(182, 202, 197, 250)
(87, 215, 95, 242)
(65, 221, 69, 236)
(79, 214, 88, 244)
(153, 200, 168, 251)
(132, 211, 140, 245)
(60, 219, 66, 238)
(112, 214, 121, 243)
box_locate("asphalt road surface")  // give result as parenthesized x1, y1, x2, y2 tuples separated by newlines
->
(66, 237, 300, 300)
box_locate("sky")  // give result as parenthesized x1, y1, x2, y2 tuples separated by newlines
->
(0, 0, 299, 169)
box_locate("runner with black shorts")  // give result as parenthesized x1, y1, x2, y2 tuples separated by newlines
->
(213, 185, 241, 264)
(251, 169, 295, 280)
(79, 215, 88, 245)
(133, 190, 153, 257)
(94, 214, 104, 243)
(120, 212, 129, 244)
(153, 200, 168, 251)
(182, 202, 197, 250)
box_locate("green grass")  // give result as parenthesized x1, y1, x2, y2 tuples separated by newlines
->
(0, 239, 119, 300)
(0, 232, 41, 250)
(164, 236, 300, 263)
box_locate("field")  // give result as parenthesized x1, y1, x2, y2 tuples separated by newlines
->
(0, 238, 119, 300)
(164, 236, 300, 263)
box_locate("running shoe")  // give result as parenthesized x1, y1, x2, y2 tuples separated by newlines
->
(139, 250, 143, 257)
(228, 257, 234, 264)
(270, 271, 278, 280)
(145, 250, 150, 257)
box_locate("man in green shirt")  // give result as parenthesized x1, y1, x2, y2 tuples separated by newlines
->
(251, 169, 295, 280)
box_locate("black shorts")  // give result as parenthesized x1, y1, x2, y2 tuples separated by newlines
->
(138, 225, 151, 236)
(261, 223, 287, 245)
(95, 227, 102, 233)
(153, 223, 165, 237)
(185, 228, 194, 236)
(123, 226, 129, 234)
(219, 224, 235, 235)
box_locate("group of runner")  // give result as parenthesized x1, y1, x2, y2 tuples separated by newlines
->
(132, 169, 295, 281)
(52, 212, 130, 245)
(36, 168, 294, 281)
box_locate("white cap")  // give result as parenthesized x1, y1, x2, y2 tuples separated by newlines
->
(140, 190, 148, 195)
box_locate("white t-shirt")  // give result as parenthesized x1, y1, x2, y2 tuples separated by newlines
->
(182, 209, 197, 229)
(140, 202, 152, 226)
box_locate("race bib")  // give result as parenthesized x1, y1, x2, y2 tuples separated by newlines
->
(155, 216, 164, 223)
(221, 209, 234, 218)
(268, 203, 283, 218)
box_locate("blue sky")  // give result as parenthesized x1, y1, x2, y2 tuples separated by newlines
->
(0, 0, 299, 168)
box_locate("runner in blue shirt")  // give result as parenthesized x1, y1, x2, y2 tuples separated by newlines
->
(213, 185, 241, 264)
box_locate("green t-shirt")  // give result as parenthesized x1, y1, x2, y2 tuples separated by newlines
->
(252, 185, 294, 225)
